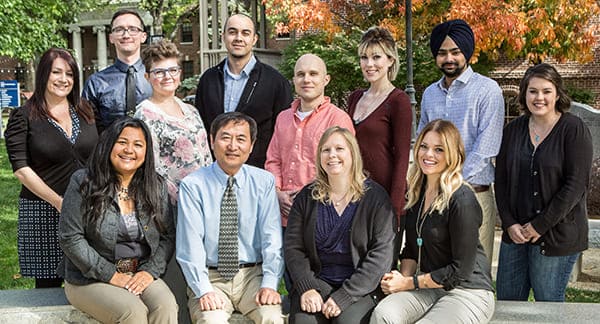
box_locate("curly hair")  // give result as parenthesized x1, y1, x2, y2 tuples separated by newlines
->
(405, 120, 465, 213)
(141, 39, 182, 72)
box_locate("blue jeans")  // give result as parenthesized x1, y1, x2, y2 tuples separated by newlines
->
(496, 241, 579, 302)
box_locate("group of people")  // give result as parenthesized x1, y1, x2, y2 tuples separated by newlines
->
(3, 8, 593, 324)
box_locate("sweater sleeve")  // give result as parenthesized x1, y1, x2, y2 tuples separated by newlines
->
(330, 185, 396, 310)
(4, 107, 30, 172)
(495, 121, 520, 231)
(389, 91, 413, 216)
(430, 188, 482, 290)
(531, 117, 593, 234)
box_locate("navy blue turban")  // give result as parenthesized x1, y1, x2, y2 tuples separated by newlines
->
(430, 19, 475, 62)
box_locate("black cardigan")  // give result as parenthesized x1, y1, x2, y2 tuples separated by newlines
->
(284, 180, 396, 311)
(4, 106, 98, 200)
(495, 113, 593, 256)
(194, 58, 293, 168)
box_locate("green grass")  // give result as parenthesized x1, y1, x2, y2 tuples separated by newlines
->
(0, 139, 34, 289)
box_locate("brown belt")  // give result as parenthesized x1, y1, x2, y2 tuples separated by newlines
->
(208, 262, 262, 270)
(471, 185, 490, 193)
(116, 258, 139, 273)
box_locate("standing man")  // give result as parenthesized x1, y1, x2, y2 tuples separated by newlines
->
(177, 112, 284, 323)
(419, 19, 504, 265)
(83, 9, 152, 133)
(265, 53, 354, 228)
(194, 13, 293, 168)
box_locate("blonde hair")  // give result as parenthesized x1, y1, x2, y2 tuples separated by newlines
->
(405, 120, 465, 213)
(358, 26, 399, 81)
(311, 127, 367, 204)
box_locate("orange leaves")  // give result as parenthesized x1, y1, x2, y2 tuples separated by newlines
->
(264, 0, 600, 64)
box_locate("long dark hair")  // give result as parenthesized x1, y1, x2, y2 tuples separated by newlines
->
(80, 117, 165, 229)
(25, 48, 94, 123)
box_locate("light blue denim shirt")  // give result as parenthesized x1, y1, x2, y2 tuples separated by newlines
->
(419, 66, 504, 185)
(223, 55, 257, 112)
(176, 162, 283, 298)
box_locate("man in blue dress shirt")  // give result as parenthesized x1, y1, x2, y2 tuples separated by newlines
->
(177, 112, 284, 323)
(419, 19, 504, 265)
(82, 9, 152, 133)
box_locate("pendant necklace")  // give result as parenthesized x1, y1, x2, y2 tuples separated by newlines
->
(415, 196, 429, 275)
(118, 186, 130, 201)
(331, 190, 349, 206)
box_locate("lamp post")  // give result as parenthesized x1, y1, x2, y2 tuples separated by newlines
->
(404, 0, 417, 142)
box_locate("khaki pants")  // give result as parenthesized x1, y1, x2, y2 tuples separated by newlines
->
(65, 278, 178, 324)
(188, 265, 284, 324)
(474, 188, 498, 266)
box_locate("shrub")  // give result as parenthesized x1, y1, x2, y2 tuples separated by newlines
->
(588, 157, 600, 218)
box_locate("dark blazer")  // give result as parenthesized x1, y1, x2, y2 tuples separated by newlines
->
(194, 58, 293, 168)
(4, 106, 98, 199)
(58, 169, 175, 285)
(495, 113, 593, 256)
(285, 180, 396, 311)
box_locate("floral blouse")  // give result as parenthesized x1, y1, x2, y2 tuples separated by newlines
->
(135, 97, 212, 203)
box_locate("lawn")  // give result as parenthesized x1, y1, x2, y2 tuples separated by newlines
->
(0, 139, 34, 289)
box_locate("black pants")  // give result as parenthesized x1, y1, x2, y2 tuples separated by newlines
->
(289, 285, 377, 324)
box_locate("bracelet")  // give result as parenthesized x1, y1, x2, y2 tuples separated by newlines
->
(413, 274, 420, 290)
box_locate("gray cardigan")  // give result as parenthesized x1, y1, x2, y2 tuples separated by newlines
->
(284, 179, 396, 310)
(58, 169, 175, 285)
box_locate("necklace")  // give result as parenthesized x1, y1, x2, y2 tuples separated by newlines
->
(331, 190, 350, 206)
(118, 186, 130, 201)
(415, 194, 432, 275)
(529, 115, 560, 144)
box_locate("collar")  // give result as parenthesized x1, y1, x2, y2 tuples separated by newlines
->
(211, 162, 247, 189)
(291, 96, 332, 114)
(114, 58, 144, 73)
(436, 65, 474, 90)
(224, 55, 257, 78)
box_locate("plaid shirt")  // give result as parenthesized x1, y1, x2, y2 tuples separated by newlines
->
(419, 66, 504, 185)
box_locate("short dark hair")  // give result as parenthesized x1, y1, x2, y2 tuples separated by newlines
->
(210, 112, 257, 143)
(518, 63, 571, 115)
(111, 9, 146, 32)
(141, 40, 182, 72)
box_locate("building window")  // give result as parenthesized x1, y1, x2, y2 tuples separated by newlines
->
(181, 22, 193, 43)
(182, 61, 194, 80)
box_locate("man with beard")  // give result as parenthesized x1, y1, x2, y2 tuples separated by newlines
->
(419, 19, 504, 266)
(194, 13, 293, 168)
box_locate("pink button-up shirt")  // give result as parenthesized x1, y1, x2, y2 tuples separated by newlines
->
(265, 97, 354, 226)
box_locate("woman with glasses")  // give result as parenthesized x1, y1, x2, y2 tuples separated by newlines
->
(134, 40, 212, 205)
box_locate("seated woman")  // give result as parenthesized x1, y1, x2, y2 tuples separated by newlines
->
(370, 120, 495, 324)
(58, 117, 177, 324)
(285, 126, 396, 324)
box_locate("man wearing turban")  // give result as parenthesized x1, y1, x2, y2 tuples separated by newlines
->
(418, 19, 504, 266)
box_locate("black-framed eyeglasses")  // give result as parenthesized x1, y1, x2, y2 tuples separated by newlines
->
(111, 26, 144, 36)
(149, 66, 182, 79)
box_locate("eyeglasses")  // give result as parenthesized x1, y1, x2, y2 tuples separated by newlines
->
(149, 66, 182, 79)
(111, 26, 144, 36)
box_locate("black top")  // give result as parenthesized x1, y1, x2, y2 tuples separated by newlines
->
(194, 58, 293, 168)
(4, 106, 98, 200)
(495, 113, 593, 256)
(402, 184, 493, 291)
(285, 179, 396, 310)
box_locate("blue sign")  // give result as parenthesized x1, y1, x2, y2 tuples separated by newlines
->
(0, 80, 20, 108)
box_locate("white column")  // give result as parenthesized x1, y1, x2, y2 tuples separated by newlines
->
(93, 25, 108, 71)
(68, 25, 83, 89)
(220, 0, 228, 50)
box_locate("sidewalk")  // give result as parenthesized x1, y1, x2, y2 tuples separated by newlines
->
(491, 229, 600, 292)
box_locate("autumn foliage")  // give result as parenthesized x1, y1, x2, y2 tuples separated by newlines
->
(263, 0, 600, 63)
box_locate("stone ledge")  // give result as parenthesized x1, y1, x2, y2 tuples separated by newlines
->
(490, 300, 600, 323)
